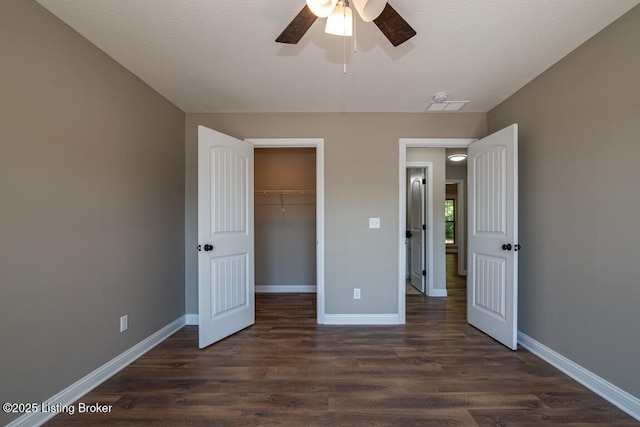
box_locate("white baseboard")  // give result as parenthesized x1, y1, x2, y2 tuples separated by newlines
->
(428, 289, 448, 297)
(185, 314, 199, 325)
(518, 332, 640, 421)
(8, 316, 186, 427)
(322, 314, 400, 325)
(255, 285, 316, 293)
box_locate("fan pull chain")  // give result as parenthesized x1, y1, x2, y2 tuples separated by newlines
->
(343, 4, 347, 74)
(353, 12, 357, 53)
(343, 34, 347, 74)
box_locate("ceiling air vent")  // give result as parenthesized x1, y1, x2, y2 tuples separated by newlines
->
(426, 92, 469, 112)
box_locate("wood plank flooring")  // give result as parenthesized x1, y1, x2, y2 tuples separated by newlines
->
(45, 255, 638, 426)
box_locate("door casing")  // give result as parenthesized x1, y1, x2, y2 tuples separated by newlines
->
(398, 138, 476, 324)
(247, 138, 326, 324)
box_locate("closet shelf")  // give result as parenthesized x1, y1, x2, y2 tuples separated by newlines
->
(255, 190, 316, 195)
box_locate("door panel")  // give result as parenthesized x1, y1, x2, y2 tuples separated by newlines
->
(410, 174, 426, 293)
(198, 125, 254, 349)
(467, 124, 518, 350)
(209, 148, 247, 233)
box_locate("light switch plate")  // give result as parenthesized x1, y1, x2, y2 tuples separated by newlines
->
(369, 218, 381, 229)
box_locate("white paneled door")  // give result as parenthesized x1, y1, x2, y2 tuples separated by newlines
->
(198, 125, 254, 349)
(410, 173, 426, 293)
(467, 124, 518, 350)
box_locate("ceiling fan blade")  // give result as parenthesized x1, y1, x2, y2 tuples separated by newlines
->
(373, 3, 416, 47)
(276, 5, 318, 44)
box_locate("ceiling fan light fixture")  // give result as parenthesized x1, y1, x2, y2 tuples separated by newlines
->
(325, 2, 353, 36)
(306, 0, 338, 18)
(351, 0, 387, 22)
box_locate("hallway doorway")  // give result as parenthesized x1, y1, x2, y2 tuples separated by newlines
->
(406, 254, 465, 299)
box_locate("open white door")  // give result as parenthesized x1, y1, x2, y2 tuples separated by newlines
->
(467, 124, 518, 350)
(410, 173, 426, 293)
(198, 125, 254, 349)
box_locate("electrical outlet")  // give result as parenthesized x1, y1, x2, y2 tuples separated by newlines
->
(369, 218, 381, 229)
(120, 315, 128, 333)
(353, 288, 361, 300)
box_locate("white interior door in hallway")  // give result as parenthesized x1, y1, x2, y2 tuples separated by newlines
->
(409, 169, 428, 294)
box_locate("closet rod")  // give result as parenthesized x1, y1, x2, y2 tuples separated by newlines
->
(254, 190, 316, 195)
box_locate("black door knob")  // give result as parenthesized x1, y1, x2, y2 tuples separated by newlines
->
(204, 244, 214, 252)
(501, 243, 512, 251)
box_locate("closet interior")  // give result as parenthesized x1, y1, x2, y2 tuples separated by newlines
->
(254, 148, 317, 293)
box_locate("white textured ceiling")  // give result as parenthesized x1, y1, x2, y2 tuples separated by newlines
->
(36, 0, 639, 113)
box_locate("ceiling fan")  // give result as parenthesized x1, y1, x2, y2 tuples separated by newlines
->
(276, 0, 416, 47)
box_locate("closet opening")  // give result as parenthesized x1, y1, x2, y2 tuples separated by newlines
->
(254, 147, 317, 294)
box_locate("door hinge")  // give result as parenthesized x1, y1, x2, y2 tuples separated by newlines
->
(422, 270, 426, 276)
(422, 224, 426, 230)
(422, 178, 426, 185)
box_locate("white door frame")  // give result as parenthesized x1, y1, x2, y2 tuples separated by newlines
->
(398, 138, 476, 324)
(246, 138, 326, 324)
(407, 163, 433, 295)
(446, 179, 466, 276)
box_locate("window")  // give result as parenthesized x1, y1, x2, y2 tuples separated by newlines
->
(445, 199, 455, 244)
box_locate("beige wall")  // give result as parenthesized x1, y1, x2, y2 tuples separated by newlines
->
(489, 5, 640, 398)
(0, 1, 185, 424)
(185, 113, 487, 314)
(446, 163, 467, 182)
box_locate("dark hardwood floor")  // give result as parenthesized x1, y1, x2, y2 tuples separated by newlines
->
(46, 255, 638, 426)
